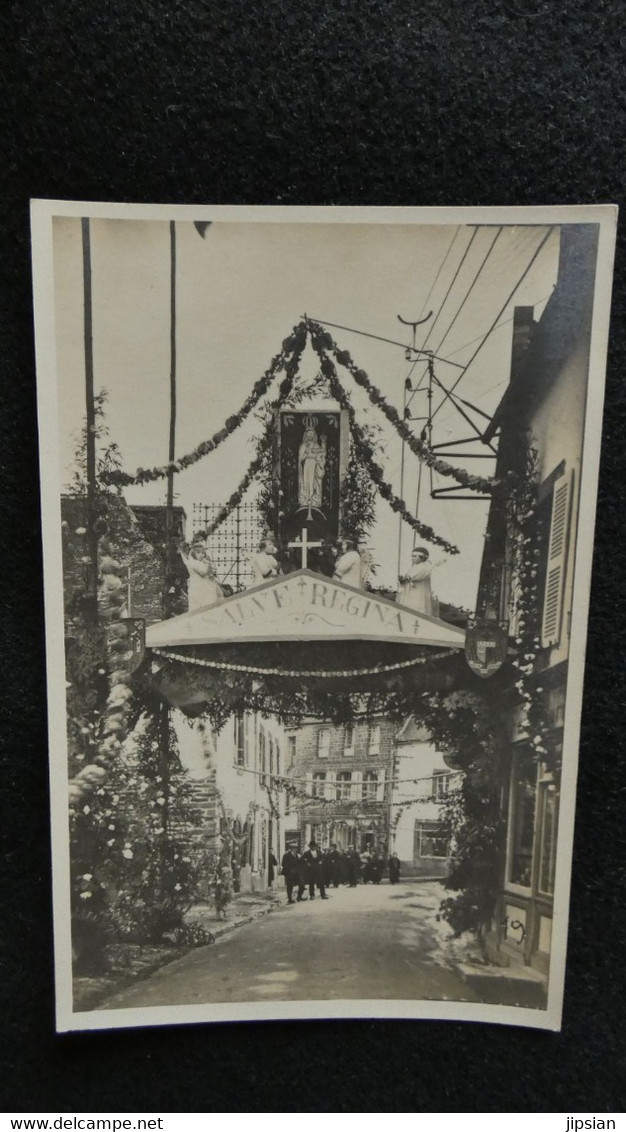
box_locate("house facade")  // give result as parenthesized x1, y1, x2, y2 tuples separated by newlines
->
(390, 718, 457, 878)
(284, 716, 396, 853)
(476, 224, 600, 974)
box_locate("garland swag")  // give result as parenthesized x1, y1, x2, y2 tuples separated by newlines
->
(201, 323, 308, 539)
(306, 318, 495, 496)
(102, 317, 494, 498)
(102, 323, 308, 488)
(307, 327, 460, 555)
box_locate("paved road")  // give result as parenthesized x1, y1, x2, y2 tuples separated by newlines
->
(99, 882, 480, 1010)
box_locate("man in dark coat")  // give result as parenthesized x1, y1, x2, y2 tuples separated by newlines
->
(327, 843, 343, 888)
(281, 846, 304, 904)
(388, 852, 401, 885)
(301, 840, 328, 899)
(370, 853, 384, 884)
(346, 849, 361, 887)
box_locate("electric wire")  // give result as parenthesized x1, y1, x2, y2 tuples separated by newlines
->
(415, 225, 461, 324)
(431, 227, 503, 360)
(408, 228, 480, 387)
(429, 226, 556, 423)
(407, 225, 513, 411)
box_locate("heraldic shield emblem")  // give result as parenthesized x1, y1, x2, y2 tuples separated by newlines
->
(465, 619, 509, 678)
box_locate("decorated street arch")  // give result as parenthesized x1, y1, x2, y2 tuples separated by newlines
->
(99, 315, 496, 726)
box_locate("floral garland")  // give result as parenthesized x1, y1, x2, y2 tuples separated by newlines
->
(152, 646, 458, 679)
(202, 328, 308, 538)
(309, 339, 460, 555)
(507, 450, 554, 769)
(102, 323, 308, 487)
(68, 538, 135, 805)
(307, 319, 494, 496)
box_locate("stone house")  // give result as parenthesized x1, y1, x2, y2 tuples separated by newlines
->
(476, 224, 600, 975)
(390, 717, 458, 878)
(284, 716, 396, 853)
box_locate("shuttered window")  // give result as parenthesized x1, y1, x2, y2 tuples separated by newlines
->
(234, 714, 245, 766)
(336, 772, 352, 801)
(362, 770, 378, 800)
(311, 772, 326, 798)
(318, 729, 331, 758)
(541, 471, 572, 648)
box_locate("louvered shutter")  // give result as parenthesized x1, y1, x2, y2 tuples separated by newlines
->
(325, 770, 335, 801)
(376, 768, 386, 802)
(541, 471, 572, 647)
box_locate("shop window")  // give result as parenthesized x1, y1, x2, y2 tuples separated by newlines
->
(318, 729, 331, 758)
(507, 753, 537, 889)
(538, 777, 558, 896)
(336, 772, 352, 801)
(414, 821, 448, 859)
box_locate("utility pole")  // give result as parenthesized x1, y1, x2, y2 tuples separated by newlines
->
(164, 220, 177, 619)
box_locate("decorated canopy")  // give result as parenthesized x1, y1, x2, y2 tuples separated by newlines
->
(146, 570, 466, 651)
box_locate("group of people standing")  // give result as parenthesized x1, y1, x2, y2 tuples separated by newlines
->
(179, 527, 445, 618)
(280, 842, 402, 903)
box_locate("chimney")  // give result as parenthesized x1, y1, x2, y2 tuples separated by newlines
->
(509, 306, 536, 385)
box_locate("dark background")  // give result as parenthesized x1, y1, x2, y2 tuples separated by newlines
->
(1, 0, 624, 1113)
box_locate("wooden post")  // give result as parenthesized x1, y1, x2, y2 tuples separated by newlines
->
(164, 219, 177, 618)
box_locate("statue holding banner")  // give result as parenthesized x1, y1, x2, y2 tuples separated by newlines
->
(298, 416, 327, 514)
(249, 536, 280, 587)
(398, 547, 444, 616)
(179, 534, 223, 611)
(333, 539, 364, 589)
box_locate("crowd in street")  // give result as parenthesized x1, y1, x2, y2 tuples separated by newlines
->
(280, 842, 402, 903)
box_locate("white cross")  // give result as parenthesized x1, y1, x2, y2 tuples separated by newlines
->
(287, 527, 323, 569)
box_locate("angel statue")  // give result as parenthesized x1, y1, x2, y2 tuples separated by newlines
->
(179, 533, 223, 611)
(398, 546, 445, 616)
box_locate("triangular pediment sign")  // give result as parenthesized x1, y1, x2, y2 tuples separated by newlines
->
(146, 570, 466, 650)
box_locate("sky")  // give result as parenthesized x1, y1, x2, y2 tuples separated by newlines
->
(52, 214, 560, 609)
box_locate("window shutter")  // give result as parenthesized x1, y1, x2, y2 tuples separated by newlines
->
(369, 725, 381, 755)
(541, 471, 572, 647)
(325, 770, 335, 801)
(351, 770, 363, 801)
(306, 772, 313, 798)
(318, 729, 330, 758)
(376, 769, 386, 802)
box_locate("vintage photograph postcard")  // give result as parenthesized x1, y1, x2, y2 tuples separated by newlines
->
(30, 201, 616, 1032)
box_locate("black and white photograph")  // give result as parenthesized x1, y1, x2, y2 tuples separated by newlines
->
(30, 201, 616, 1033)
